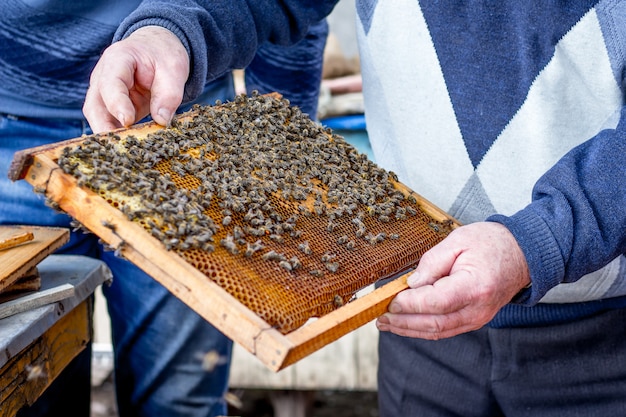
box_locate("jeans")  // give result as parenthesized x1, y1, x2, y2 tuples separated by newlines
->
(1, 77, 234, 417)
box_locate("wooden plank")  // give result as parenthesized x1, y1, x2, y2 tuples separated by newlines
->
(0, 283, 75, 320)
(0, 226, 69, 293)
(0, 267, 41, 297)
(0, 300, 91, 415)
(0, 232, 34, 251)
(276, 275, 409, 370)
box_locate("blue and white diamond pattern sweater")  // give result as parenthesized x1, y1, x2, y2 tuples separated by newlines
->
(356, 0, 626, 326)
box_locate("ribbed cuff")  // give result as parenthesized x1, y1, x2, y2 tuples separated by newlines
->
(487, 209, 565, 305)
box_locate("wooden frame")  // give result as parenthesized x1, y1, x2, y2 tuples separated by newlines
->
(9, 121, 459, 372)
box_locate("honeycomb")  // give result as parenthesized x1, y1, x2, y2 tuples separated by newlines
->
(57, 92, 452, 333)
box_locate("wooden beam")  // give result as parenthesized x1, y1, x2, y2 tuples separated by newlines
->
(0, 300, 91, 415)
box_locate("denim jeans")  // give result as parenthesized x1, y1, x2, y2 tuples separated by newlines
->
(1, 78, 234, 417)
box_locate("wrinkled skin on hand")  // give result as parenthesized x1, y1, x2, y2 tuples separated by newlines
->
(376, 222, 531, 340)
(83, 26, 190, 133)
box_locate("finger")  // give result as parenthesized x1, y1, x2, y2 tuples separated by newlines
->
(84, 47, 139, 131)
(390, 270, 473, 315)
(83, 84, 124, 133)
(96, 56, 138, 128)
(408, 237, 462, 288)
(376, 311, 482, 340)
(148, 51, 188, 126)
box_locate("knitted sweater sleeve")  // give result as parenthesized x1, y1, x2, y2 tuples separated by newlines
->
(112, 0, 337, 103)
(489, 106, 626, 305)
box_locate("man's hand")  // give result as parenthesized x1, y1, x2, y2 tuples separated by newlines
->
(83, 26, 190, 133)
(376, 222, 531, 339)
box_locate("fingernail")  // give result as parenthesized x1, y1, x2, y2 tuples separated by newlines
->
(407, 271, 421, 287)
(117, 113, 128, 127)
(158, 108, 172, 126)
(388, 302, 402, 313)
(377, 315, 390, 325)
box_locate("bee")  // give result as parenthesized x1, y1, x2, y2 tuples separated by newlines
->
(365, 233, 377, 245)
(269, 234, 284, 243)
(165, 238, 180, 251)
(278, 260, 293, 271)
(202, 243, 215, 253)
(198, 350, 229, 372)
(26, 364, 46, 381)
(298, 205, 311, 217)
(297, 241, 312, 255)
(70, 219, 89, 234)
(222, 216, 232, 226)
(33, 185, 47, 194)
(44, 198, 62, 212)
(114, 240, 126, 258)
(232, 226, 245, 240)
(249, 218, 264, 227)
(309, 269, 324, 277)
(289, 256, 302, 270)
(220, 234, 239, 255)
(244, 240, 264, 257)
(313, 203, 325, 216)
(262, 250, 285, 262)
(321, 253, 336, 263)
(325, 262, 340, 273)
(352, 217, 365, 228)
(101, 219, 116, 231)
(333, 295, 344, 308)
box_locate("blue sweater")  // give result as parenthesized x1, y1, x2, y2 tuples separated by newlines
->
(0, 0, 328, 119)
(3, 0, 625, 327)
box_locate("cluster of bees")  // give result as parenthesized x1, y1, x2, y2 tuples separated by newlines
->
(57, 92, 424, 277)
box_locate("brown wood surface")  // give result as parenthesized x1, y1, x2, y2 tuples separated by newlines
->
(0, 267, 41, 299)
(11, 116, 460, 371)
(0, 299, 91, 415)
(0, 227, 69, 293)
(0, 232, 34, 251)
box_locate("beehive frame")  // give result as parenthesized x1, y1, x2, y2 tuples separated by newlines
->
(9, 97, 459, 371)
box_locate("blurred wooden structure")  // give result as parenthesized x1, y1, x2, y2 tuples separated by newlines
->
(0, 255, 111, 416)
